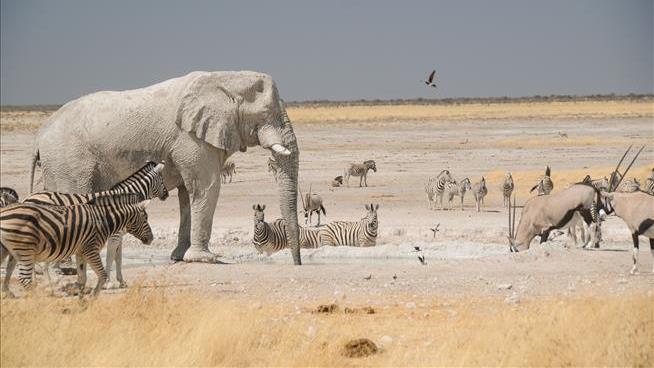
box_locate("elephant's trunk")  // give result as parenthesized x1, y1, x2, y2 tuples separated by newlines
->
(273, 105, 301, 265)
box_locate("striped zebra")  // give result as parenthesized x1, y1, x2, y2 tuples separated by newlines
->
(22, 161, 167, 288)
(444, 178, 472, 210)
(268, 157, 279, 183)
(252, 204, 320, 255)
(472, 176, 488, 212)
(425, 170, 454, 210)
(0, 187, 19, 208)
(319, 203, 379, 247)
(1, 193, 153, 297)
(645, 169, 654, 195)
(502, 172, 514, 208)
(581, 175, 609, 192)
(616, 177, 640, 193)
(220, 161, 236, 184)
(344, 160, 377, 187)
(530, 166, 554, 195)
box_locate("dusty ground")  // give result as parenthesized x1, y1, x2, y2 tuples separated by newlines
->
(1, 103, 653, 365)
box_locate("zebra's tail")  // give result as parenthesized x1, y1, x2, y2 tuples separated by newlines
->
(29, 147, 40, 193)
(320, 204, 326, 216)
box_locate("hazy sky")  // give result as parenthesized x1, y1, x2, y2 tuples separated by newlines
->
(1, 0, 652, 105)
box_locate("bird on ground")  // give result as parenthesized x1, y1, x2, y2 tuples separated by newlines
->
(424, 70, 437, 88)
(430, 223, 440, 238)
(414, 246, 422, 252)
(364, 274, 372, 280)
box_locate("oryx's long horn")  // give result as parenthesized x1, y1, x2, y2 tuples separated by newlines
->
(299, 187, 306, 210)
(512, 195, 517, 239)
(609, 145, 633, 191)
(613, 145, 645, 192)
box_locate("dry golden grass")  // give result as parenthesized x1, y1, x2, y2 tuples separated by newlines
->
(1, 287, 652, 367)
(1, 100, 652, 132)
(287, 100, 654, 124)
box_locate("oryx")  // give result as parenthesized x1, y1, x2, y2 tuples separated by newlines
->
(299, 185, 326, 226)
(508, 183, 604, 252)
(601, 191, 654, 274)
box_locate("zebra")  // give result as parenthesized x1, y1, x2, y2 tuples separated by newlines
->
(530, 166, 554, 195)
(581, 175, 610, 192)
(251, 204, 320, 255)
(444, 178, 472, 210)
(319, 203, 379, 247)
(268, 157, 279, 182)
(0, 187, 19, 208)
(616, 177, 640, 193)
(344, 160, 377, 187)
(220, 161, 236, 184)
(645, 169, 654, 195)
(1, 193, 153, 297)
(425, 170, 454, 210)
(22, 161, 167, 288)
(472, 176, 488, 212)
(502, 172, 514, 208)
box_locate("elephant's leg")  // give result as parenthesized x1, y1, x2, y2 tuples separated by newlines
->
(104, 234, 126, 288)
(171, 185, 192, 261)
(183, 175, 222, 263)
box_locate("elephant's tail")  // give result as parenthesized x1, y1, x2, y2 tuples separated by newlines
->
(29, 147, 40, 193)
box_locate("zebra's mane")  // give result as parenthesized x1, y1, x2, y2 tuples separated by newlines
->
(110, 161, 158, 190)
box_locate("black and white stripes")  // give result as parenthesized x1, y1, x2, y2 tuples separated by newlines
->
(0, 193, 153, 297)
(319, 204, 379, 247)
(252, 204, 320, 255)
(425, 170, 454, 210)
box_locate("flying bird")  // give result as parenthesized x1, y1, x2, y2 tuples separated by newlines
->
(418, 255, 426, 265)
(424, 70, 437, 88)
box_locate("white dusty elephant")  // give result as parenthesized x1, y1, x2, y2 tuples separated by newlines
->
(30, 71, 302, 265)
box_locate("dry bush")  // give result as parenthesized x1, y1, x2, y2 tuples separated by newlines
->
(1, 287, 651, 366)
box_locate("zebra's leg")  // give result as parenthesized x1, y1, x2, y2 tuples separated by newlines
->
(1, 254, 16, 298)
(16, 256, 36, 295)
(649, 238, 653, 274)
(75, 255, 87, 293)
(82, 248, 108, 297)
(359, 175, 363, 187)
(171, 185, 192, 261)
(364, 174, 368, 187)
(229, 174, 233, 183)
(630, 233, 639, 275)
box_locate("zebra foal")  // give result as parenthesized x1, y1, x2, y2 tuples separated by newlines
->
(319, 203, 379, 247)
(472, 177, 488, 212)
(1, 193, 153, 297)
(502, 172, 514, 207)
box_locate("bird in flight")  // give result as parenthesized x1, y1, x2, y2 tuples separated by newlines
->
(418, 255, 427, 265)
(430, 223, 440, 238)
(424, 70, 437, 88)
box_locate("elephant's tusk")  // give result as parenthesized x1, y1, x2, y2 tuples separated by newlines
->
(271, 144, 291, 156)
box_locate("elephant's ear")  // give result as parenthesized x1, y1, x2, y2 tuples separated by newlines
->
(177, 73, 242, 152)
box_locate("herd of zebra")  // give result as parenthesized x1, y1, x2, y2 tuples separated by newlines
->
(424, 166, 654, 213)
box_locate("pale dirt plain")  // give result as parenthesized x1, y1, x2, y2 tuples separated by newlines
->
(1, 100, 654, 366)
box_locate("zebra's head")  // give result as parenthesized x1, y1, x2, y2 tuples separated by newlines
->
(461, 178, 472, 191)
(148, 163, 169, 201)
(364, 160, 377, 172)
(253, 204, 267, 230)
(0, 187, 19, 208)
(364, 203, 379, 232)
(125, 201, 154, 245)
(506, 172, 513, 182)
(437, 170, 453, 183)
